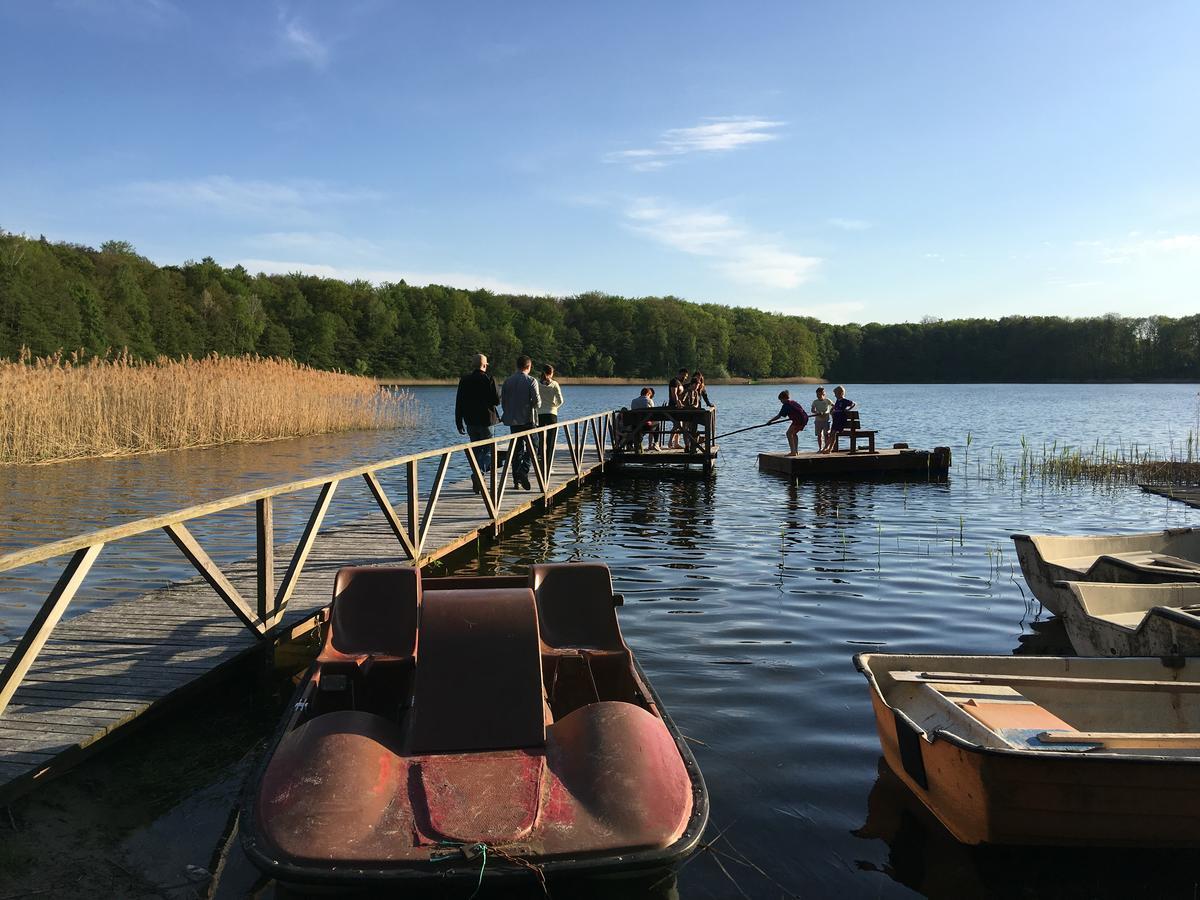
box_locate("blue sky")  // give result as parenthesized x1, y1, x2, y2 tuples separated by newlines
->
(2, 1, 1198, 323)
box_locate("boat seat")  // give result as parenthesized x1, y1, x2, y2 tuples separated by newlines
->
(530, 563, 627, 653)
(317, 566, 420, 665)
(408, 588, 546, 753)
(953, 694, 1092, 750)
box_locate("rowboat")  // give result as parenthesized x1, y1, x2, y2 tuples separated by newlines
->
(1057, 581, 1200, 657)
(243, 563, 708, 890)
(855, 652, 1200, 846)
(1011, 527, 1200, 615)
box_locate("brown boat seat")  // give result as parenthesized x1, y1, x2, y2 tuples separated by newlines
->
(408, 588, 546, 753)
(317, 566, 420, 665)
(530, 563, 627, 653)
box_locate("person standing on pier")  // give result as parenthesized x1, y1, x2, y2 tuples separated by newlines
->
(766, 389, 810, 456)
(455, 353, 501, 492)
(536, 364, 564, 471)
(501, 355, 541, 490)
(811, 386, 834, 452)
(666, 367, 688, 449)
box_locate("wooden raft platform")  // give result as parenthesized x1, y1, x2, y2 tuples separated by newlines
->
(1140, 485, 1200, 510)
(758, 446, 952, 479)
(0, 430, 607, 802)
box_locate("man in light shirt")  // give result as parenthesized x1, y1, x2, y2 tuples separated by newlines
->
(500, 355, 541, 490)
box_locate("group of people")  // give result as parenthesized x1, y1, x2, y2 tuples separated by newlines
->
(768, 385, 856, 455)
(454, 353, 564, 491)
(626, 367, 716, 451)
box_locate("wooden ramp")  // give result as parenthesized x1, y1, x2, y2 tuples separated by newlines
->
(1141, 484, 1200, 510)
(0, 418, 610, 802)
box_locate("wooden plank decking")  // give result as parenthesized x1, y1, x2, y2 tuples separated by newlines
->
(1141, 484, 1200, 510)
(0, 443, 605, 801)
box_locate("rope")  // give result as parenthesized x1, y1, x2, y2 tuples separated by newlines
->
(431, 840, 550, 898)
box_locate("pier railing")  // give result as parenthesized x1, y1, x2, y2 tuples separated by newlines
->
(0, 410, 614, 719)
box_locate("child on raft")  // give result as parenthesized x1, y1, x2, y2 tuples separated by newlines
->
(821, 385, 857, 453)
(810, 387, 834, 451)
(767, 390, 810, 456)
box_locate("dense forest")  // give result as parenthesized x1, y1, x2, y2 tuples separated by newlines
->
(1, 231, 1197, 381)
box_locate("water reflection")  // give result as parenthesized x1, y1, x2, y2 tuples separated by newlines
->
(854, 759, 1200, 899)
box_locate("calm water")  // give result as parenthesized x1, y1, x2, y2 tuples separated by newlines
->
(2, 383, 1200, 898)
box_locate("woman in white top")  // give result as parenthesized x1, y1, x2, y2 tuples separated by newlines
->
(536, 364, 564, 468)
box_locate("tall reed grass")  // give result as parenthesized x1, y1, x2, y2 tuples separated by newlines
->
(0, 350, 422, 465)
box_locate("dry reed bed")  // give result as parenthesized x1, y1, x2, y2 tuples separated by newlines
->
(0, 351, 421, 465)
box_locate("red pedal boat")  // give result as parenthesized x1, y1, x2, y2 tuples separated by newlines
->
(242, 562, 708, 890)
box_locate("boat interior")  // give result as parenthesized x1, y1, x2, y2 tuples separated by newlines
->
(1018, 527, 1200, 578)
(1063, 582, 1200, 631)
(861, 653, 1200, 757)
(301, 562, 652, 735)
(253, 562, 697, 866)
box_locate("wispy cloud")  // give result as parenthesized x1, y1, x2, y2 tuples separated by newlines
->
(238, 258, 553, 296)
(624, 198, 820, 290)
(607, 117, 785, 171)
(828, 218, 871, 231)
(122, 176, 378, 221)
(279, 13, 329, 69)
(1080, 232, 1200, 264)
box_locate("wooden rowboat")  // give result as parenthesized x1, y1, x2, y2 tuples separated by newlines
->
(1011, 527, 1200, 615)
(243, 562, 708, 890)
(855, 652, 1200, 846)
(1058, 582, 1200, 657)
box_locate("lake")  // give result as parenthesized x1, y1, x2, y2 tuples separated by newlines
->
(1, 383, 1199, 898)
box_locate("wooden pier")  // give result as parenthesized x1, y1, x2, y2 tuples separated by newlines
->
(609, 407, 718, 473)
(758, 446, 952, 479)
(1140, 484, 1200, 510)
(0, 412, 613, 802)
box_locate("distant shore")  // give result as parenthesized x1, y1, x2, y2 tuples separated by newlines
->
(378, 375, 827, 387)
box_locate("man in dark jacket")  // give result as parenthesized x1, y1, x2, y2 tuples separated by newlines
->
(455, 353, 500, 489)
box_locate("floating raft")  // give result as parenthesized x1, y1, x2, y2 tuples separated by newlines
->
(758, 446, 951, 479)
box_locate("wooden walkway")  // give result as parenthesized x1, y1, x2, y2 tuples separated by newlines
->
(0, 429, 607, 802)
(1141, 484, 1200, 510)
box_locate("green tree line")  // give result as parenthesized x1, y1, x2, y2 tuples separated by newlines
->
(1, 232, 1197, 381)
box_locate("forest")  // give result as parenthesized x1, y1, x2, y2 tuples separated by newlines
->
(1, 231, 1197, 382)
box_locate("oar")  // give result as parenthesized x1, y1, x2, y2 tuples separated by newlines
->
(713, 421, 782, 441)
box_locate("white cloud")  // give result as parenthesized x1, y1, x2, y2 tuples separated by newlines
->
(1081, 232, 1200, 264)
(624, 198, 820, 290)
(828, 218, 871, 231)
(122, 176, 378, 221)
(280, 15, 329, 69)
(607, 117, 784, 170)
(237, 258, 554, 296)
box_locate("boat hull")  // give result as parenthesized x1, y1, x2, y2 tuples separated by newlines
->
(858, 653, 1200, 847)
(1013, 529, 1200, 616)
(1059, 582, 1200, 657)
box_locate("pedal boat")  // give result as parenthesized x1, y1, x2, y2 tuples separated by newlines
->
(1058, 581, 1200, 657)
(1012, 527, 1200, 615)
(856, 652, 1200, 846)
(242, 562, 708, 890)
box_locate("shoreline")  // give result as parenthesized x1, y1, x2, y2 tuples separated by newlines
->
(379, 377, 1200, 387)
(378, 375, 826, 387)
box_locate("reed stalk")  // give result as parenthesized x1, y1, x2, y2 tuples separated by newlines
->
(0, 349, 421, 465)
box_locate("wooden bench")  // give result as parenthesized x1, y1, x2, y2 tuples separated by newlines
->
(832, 411, 876, 454)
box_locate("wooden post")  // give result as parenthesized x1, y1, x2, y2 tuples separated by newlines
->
(418, 453, 450, 556)
(256, 497, 274, 622)
(406, 460, 419, 561)
(0, 543, 103, 718)
(361, 471, 418, 560)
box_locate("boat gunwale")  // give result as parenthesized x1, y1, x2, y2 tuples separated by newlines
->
(853, 652, 1200, 765)
(241, 652, 710, 888)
